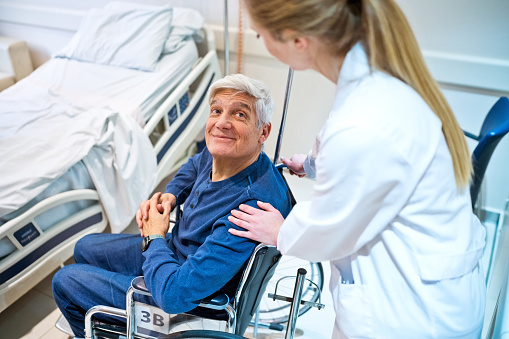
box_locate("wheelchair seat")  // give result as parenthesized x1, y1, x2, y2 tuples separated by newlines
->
(83, 243, 281, 339)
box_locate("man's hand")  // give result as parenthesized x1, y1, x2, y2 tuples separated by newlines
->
(136, 192, 176, 237)
(228, 201, 284, 246)
(141, 192, 172, 237)
(280, 154, 307, 177)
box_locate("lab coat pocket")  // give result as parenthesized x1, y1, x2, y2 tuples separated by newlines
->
(336, 284, 374, 339)
(417, 218, 485, 281)
(416, 246, 484, 281)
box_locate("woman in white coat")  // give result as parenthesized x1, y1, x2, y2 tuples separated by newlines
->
(228, 0, 486, 337)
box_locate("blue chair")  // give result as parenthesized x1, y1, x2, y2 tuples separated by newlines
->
(464, 97, 509, 209)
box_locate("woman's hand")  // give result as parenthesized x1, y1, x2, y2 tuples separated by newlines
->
(228, 201, 284, 246)
(281, 154, 307, 177)
(136, 192, 176, 236)
(141, 192, 172, 237)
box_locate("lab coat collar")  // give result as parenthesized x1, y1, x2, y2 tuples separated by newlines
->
(333, 43, 373, 109)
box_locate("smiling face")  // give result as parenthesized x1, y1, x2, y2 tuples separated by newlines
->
(206, 89, 271, 168)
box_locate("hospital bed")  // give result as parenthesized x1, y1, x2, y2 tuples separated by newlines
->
(0, 4, 222, 313)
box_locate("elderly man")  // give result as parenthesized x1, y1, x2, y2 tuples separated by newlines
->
(52, 74, 292, 338)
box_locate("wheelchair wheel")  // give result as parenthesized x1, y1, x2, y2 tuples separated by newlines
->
(256, 256, 324, 324)
(165, 330, 247, 338)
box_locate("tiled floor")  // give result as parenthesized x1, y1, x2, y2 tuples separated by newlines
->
(0, 174, 335, 339)
(0, 267, 70, 339)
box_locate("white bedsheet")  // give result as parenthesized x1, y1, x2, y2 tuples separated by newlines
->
(0, 80, 157, 233)
(32, 39, 199, 123)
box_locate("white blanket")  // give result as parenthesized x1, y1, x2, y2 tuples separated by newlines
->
(0, 80, 157, 233)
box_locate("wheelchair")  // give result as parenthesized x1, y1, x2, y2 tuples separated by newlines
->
(76, 243, 281, 339)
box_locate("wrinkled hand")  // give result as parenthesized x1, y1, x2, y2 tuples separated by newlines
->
(141, 192, 172, 237)
(281, 154, 307, 177)
(228, 201, 284, 246)
(136, 192, 176, 237)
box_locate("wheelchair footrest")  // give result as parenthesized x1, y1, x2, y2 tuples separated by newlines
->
(267, 293, 325, 310)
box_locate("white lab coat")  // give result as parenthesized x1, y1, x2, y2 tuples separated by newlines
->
(277, 44, 486, 338)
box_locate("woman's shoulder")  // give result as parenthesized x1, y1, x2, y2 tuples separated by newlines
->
(330, 73, 441, 143)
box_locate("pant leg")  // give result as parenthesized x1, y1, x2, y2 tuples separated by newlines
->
(52, 263, 135, 338)
(53, 233, 144, 337)
(54, 232, 174, 337)
(74, 233, 145, 276)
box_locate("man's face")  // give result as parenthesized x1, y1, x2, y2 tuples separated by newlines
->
(206, 89, 270, 164)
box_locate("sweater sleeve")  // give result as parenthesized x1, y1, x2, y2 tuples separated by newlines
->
(141, 206, 258, 314)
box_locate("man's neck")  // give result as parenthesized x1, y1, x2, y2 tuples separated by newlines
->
(211, 152, 260, 182)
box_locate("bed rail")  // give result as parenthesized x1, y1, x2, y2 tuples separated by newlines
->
(0, 189, 107, 312)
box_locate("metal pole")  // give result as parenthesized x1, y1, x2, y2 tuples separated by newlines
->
(224, 0, 229, 75)
(285, 268, 306, 339)
(273, 67, 294, 164)
(253, 304, 260, 337)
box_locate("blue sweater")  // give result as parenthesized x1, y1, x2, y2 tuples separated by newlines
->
(141, 148, 292, 314)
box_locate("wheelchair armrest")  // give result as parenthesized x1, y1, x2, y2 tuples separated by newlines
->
(198, 294, 230, 310)
(131, 276, 229, 310)
(131, 276, 149, 293)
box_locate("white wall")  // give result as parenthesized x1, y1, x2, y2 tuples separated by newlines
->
(0, 0, 507, 212)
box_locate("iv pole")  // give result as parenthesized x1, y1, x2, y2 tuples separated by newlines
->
(273, 67, 294, 164)
(224, 0, 229, 75)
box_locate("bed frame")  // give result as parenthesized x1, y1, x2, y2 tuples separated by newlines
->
(0, 25, 222, 313)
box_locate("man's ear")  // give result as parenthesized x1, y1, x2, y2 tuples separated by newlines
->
(259, 123, 271, 144)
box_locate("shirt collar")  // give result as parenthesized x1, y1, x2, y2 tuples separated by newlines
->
(332, 43, 372, 110)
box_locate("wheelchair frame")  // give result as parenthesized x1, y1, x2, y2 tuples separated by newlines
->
(83, 243, 281, 339)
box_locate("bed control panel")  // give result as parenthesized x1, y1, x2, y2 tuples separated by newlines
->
(13, 223, 40, 247)
(167, 92, 190, 125)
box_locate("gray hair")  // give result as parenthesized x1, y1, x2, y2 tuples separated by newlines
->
(208, 74, 274, 128)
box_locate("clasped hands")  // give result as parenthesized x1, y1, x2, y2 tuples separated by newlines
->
(136, 192, 176, 237)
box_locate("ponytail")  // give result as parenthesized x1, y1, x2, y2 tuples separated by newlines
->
(361, 0, 472, 188)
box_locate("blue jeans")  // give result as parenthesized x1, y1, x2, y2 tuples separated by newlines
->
(52, 233, 168, 338)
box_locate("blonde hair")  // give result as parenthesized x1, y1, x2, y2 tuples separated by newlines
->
(245, 0, 472, 187)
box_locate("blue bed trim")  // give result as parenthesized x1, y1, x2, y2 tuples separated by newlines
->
(156, 73, 216, 164)
(0, 212, 103, 285)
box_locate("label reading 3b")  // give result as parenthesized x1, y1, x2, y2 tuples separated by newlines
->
(134, 302, 171, 336)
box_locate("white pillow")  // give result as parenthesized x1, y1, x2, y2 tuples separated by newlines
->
(56, 5, 172, 71)
(102, 3, 204, 55)
(163, 7, 205, 54)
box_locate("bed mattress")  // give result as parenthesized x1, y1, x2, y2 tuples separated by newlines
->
(29, 39, 199, 124)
